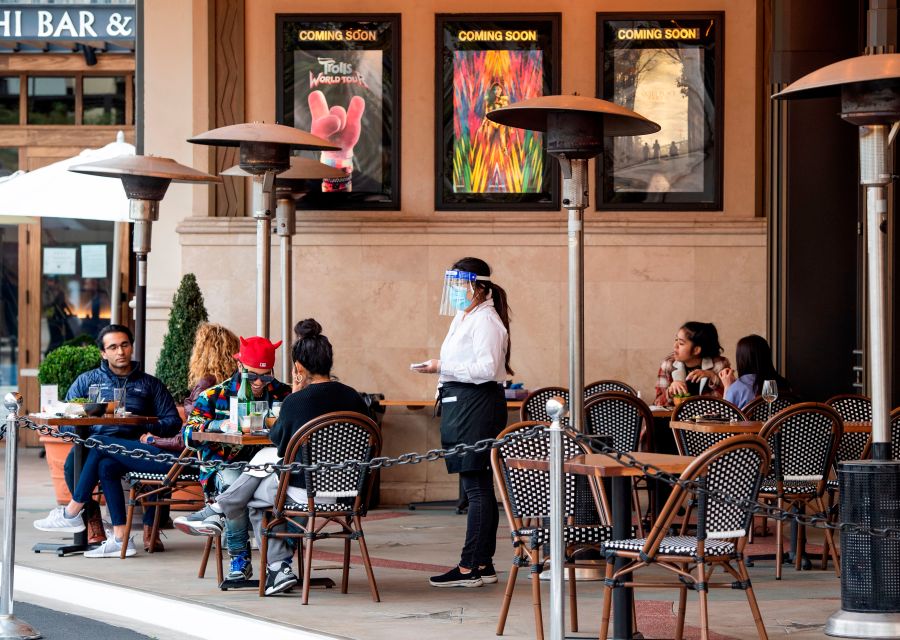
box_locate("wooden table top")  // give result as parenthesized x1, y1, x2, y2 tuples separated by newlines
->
(189, 430, 272, 446)
(671, 420, 872, 434)
(506, 451, 694, 478)
(29, 414, 159, 426)
(380, 399, 524, 410)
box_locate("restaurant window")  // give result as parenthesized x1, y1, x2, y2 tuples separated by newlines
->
(83, 76, 127, 125)
(27, 77, 75, 125)
(0, 225, 18, 397)
(40, 219, 114, 356)
(0, 148, 17, 177)
(0, 77, 19, 125)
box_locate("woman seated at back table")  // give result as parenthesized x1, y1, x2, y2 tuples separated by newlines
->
(654, 321, 730, 406)
(718, 334, 791, 410)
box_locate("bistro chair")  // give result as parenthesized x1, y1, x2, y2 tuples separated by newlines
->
(758, 403, 843, 579)
(671, 397, 747, 457)
(671, 397, 746, 534)
(521, 387, 570, 426)
(599, 435, 771, 640)
(825, 394, 872, 422)
(121, 448, 204, 560)
(584, 391, 654, 534)
(257, 412, 382, 604)
(891, 406, 900, 459)
(491, 420, 621, 640)
(743, 392, 801, 421)
(584, 379, 637, 400)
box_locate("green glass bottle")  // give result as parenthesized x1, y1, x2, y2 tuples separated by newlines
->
(237, 367, 254, 425)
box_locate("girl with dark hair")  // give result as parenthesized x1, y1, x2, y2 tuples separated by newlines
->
(654, 321, 731, 406)
(718, 334, 790, 409)
(412, 257, 512, 588)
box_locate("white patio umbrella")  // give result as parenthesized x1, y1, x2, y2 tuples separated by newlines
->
(0, 132, 135, 323)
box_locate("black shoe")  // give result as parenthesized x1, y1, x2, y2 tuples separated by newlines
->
(477, 563, 497, 584)
(429, 566, 483, 588)
(265, 561, 299, 596)
(783, 553, 812, 570)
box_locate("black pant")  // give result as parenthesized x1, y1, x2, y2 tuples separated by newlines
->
(459, 470, 498, 569)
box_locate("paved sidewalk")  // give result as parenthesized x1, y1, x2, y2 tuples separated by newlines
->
(4, 448, 842, 639)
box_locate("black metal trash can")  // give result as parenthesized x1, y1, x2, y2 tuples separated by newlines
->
(839, 460, 900, 613)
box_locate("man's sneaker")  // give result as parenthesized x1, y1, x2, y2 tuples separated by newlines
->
(429, 566, 483, 588)
(84, 536, 137, 558)
(477, 563, 498, 584)
(264, 561, 299, 596)
(227, 551, 253, 581)
(173, 504, 225, 536)
(33, 506, 85, 533)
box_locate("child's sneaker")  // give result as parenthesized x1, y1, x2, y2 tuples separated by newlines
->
(227, 550, 253, 580)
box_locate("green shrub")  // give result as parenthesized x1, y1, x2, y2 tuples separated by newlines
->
(155, 273, 209, 403)
(37, 345, 102, 398)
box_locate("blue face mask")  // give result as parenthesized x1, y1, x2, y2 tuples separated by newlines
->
(449, 286, 472, 311)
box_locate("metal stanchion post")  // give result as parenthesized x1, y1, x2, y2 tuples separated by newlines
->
(0, 393, 41, 639)
(546, 397, 567, 640)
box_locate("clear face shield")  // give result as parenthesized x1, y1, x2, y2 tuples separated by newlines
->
(439, 269, 488, 316)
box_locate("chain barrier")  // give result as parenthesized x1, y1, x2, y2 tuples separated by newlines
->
(14, 416, 900, 540)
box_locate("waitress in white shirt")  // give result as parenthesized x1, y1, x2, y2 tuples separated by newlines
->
(413, 257, 512, 588)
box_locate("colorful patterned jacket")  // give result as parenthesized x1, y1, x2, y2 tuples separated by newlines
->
(182, 372, 291, 485)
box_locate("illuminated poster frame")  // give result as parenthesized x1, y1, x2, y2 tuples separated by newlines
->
(277, 14, 400, 210)
(596, 13, 723, 211)
(435, 14, 560, 211)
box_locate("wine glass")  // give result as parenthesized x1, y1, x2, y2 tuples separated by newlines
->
(762, 379, 779, 421)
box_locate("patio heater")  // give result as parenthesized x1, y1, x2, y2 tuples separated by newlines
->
(487, 95, 659, 640)
(188, 123, 337, 338)
(222, 157, 345, 381)
(774, 53, 900, 638)
(69, 156, 221, 365)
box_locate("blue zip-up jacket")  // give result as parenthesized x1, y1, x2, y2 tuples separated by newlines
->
(64, 360, 181, 439)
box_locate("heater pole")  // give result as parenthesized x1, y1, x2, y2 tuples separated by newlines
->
(275, 191, 295, 382)
(251, 172, 275, 339)
(559, 157, 588, 434)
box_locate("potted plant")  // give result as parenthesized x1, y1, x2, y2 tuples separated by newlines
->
(37, 343, 101, 503)
(155, 273, 209, 408)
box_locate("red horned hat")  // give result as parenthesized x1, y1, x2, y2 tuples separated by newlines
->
(234, 336, 282, 369)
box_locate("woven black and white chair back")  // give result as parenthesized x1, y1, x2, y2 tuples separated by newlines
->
(583, 391, 648, 453)
(496, 424, 583, 519)
(520, 386, 569, 426)
(672, 397, 746, 457)
(584, 379, 636, 400)
(826, 394, 872, 422)
(759, 403, 841, 492)
(743, 394, 799, 421)
(891, 407, 900, 461)
(289, 412, 381, 510)
(697, 438, 769, 541)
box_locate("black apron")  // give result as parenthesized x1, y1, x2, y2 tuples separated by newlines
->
(439, 381, 507, 474)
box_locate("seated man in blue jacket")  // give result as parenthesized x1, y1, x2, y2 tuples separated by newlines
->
(56, 324, 181, 544)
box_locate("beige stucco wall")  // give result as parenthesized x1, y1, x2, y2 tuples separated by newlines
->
(144, 0, 766, 504)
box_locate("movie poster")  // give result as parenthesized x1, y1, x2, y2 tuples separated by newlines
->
(436, 15, 560, 210)
(277, 16, 399, 210)
(597, 15, 723, 210)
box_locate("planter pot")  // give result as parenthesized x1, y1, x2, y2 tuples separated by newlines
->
(40, 435, 73, 505)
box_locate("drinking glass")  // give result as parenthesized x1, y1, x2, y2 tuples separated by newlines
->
(88, 384, 101, 403)
(762, 379, 778, 421)
(271, 402, 282, 418)
(113, 387, 127, 417)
